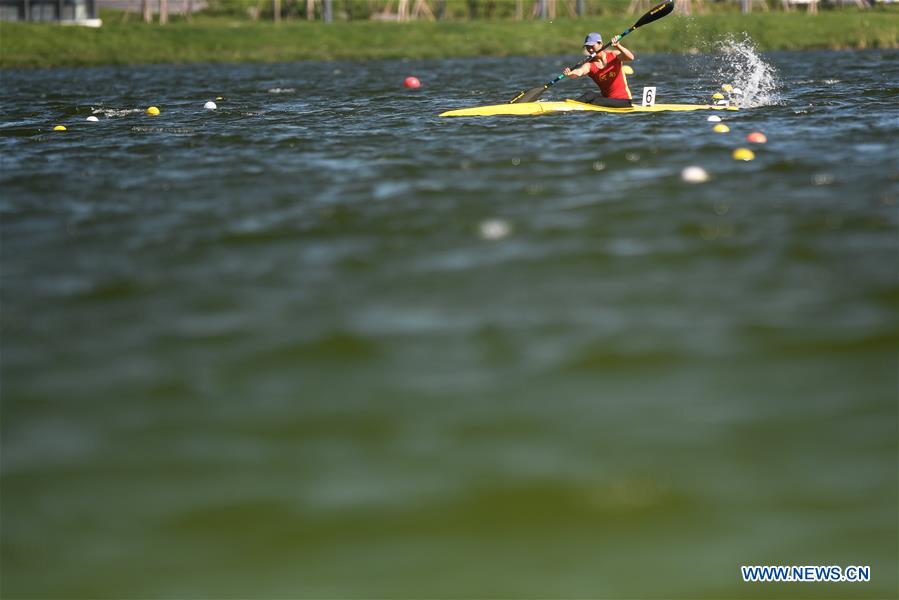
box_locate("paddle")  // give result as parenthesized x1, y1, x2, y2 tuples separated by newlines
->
(508, 0, 675, 104)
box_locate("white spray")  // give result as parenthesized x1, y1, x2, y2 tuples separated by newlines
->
(713, 34, 781, 108)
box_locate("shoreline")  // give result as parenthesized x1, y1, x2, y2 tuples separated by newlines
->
(3, 47, 895, 75)
(1, 13, 897, 69)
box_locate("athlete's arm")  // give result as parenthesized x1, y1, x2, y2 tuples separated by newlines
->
(563, 63, 593, 78)
(611, 36, 635, 61)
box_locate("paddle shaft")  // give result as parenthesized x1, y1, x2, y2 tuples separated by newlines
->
(541, 27, 639, 91)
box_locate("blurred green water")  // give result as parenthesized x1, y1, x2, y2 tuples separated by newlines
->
(1, 51, 897, 598)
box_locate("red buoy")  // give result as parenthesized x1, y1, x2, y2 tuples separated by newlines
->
(747, 132, 768, 144)
(404, 76, 421, 89)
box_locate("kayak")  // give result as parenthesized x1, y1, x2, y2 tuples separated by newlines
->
(439, 99, 738, 117)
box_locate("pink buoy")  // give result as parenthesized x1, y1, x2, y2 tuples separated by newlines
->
(747, 132, 768, 144)
(404, 76, 421, 89)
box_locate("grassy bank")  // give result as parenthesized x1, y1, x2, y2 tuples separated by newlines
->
(1, 12, 897, 69)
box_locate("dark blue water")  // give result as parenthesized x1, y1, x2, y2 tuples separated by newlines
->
(1, 50, 897, 598)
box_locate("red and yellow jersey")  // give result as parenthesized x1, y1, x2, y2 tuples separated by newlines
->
(587, 52, 632, 100)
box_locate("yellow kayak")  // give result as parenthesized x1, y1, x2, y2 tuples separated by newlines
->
(440, 99, 738, 117)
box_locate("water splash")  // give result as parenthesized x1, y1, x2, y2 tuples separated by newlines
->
(90, 107, 145, 117)
(713, 34, 780, 108)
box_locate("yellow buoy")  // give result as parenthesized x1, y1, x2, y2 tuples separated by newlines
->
(732, 148, 756, 161)
(721, 84, 734, 92)
(713, 124, 730, 133)
(53, 125, 66, 131)
(146, 106, 160, 116)
(215, 96, 224, 101)
(622, 65, 634, 75)
(712, 92, 725, 100)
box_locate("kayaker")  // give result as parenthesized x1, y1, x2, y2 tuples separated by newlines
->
(563, 32, 635, 108)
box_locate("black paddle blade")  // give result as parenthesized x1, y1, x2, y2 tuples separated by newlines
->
(634, 0, 674, 29)
(510, 86, 547, 104)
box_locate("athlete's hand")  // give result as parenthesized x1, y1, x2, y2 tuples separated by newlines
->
(611, 35, 621, 47)
(563, 67, 577, 78)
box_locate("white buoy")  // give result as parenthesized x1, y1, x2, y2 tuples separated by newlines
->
(681, 166, 710, 183)
(204, 101, 217, 110)
(86, 116, 99, 122)
(479, 219, 511, 241)
(731, 88, 744, 96)
(707, 115, 722, 122)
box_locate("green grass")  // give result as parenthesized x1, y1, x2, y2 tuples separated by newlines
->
(1, 12, 897, 69)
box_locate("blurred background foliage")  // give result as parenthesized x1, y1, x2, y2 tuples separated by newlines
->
(98, 0, 897, 23)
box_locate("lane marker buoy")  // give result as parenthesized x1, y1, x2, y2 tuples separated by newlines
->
(479, 219, 511, 240)
(732, 148, 755, 161)
(404, 76, 421, 89)
(681, 166, 709, 183)
(747, 131, 767, 144)
(713, 124, 730, 133)
(146, 106, 160, 116)
(204, 101, 217, 110)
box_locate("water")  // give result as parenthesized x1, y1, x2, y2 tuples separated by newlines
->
(2, 49, 897, 598)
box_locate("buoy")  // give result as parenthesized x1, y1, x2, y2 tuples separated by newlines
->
(747, 131, 767, 144)
(732, 148, 755, 161)
(713, 124, 730, 133)
(53, 125, 66, 131)
(622, 65, 634, 75)
(721, 84, 734, 92)
(479, 219, 511, 240)
(146, 106, 160, 116)
(86, 116, 99, 122)
(215, 96, 224, 101)
(712, 92, 725, 100)
(404, 76, 421, 89)
(707, 115, 722, 123)
(731, 88, 744, 96)
(204, 101, 217, 110)
(681, 166, 710, 183)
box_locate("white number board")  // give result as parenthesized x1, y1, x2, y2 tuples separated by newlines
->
(642, 86, 657, 107)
